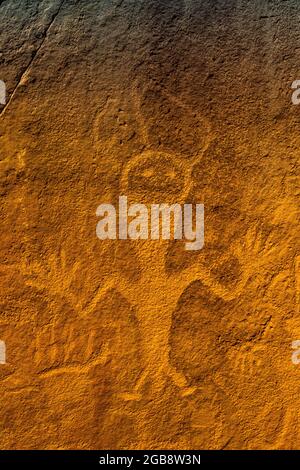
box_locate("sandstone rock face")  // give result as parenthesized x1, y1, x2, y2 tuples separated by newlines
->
(0, 0, 299, 449)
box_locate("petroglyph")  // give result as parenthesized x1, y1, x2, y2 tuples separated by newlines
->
(1, 0, 299, 448)
(0, 341, 6, 364)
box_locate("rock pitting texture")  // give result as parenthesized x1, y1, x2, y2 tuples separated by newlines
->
(0, 0, 299, 449)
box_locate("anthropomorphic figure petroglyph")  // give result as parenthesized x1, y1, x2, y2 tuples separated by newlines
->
(89, 85, 279, 399)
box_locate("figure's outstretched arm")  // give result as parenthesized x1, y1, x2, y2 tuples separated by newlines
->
(175, 261, 247, 302)
(174, 225, 279, 302)
(81, 274, 137, 318)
